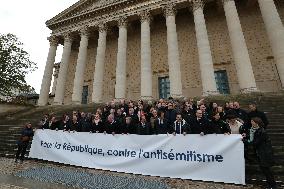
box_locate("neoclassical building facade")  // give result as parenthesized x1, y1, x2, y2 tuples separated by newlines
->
(38, 0, 284, 106)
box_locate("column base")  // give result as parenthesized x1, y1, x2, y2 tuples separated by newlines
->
(202, 90, 220, 97)
(170, 94, 184, 100)
(37, 102, 47, 106)
(53, 101, 63, 106)
(92, 99, 103, 104)
(240, 87, 259, 94)
(140, 96, 153, 101)
(72, 101, 82, 105)
(114, 98, 126, 103)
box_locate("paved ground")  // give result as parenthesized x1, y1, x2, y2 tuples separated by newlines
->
(0, 157, 266, 189)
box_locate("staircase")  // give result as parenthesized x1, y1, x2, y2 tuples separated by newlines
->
(0, 93, 283, 186)
(0, 104, 98, 157)
(245, 95, 284, 186)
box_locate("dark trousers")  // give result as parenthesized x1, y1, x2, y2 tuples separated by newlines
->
(260, 166, 277, 188)
(16, 142, 28, 160)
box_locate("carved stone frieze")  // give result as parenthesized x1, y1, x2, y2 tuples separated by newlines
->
(50, 0, 192, 36)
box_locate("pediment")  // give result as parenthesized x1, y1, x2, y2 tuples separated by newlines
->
(46, 0, 122, 26)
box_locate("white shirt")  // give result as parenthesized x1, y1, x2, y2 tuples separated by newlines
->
(230, 120, 243, 134)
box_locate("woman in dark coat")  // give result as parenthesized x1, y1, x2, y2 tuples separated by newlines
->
(15, 123, 34, 163)
(249, 117, 277, 189)
(91, 114, 105, 133)
(60, 114, 71, 131)
(70, 115, 81, 132)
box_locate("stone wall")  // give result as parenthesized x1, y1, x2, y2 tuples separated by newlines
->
(62, 3, 284, 104)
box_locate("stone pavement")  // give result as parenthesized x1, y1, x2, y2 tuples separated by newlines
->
(0, 157, 264, 189)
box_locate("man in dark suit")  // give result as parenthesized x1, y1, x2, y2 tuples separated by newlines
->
(182, 104, 195, 124)
(128, 107, 139, 125)
(190, 110, 212, 135)
(172, 113, 191, 135)
(165, 102, 177, 125)
(233, 101, 249, 124)
(248, 102, 269, 129)
(80, 112, 91, 132)
(124, 116, 137, 134)
(105, 114, 120, 134)
(137, 115, 151, 135)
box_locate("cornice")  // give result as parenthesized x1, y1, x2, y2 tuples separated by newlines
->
(49, 0, 193, 36)
(46, 0, 137, 29)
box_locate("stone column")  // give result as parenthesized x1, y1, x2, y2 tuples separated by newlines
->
(92, 23, 108, 103)
(140, 11, 153, 100)
(258, 0, 284, 88)
(115, 17, 128, 100)
(53, 33, 73, 105)
(51, 63, 60, 95)
(192, 0, 218, 96)
(163, 3, 183, 98)
(38, 36, 58, 106)
(72, 27, 89, 104)
(223, 0, 258, 93)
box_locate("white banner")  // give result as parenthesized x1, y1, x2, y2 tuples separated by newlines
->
(29, 130, 245, 185)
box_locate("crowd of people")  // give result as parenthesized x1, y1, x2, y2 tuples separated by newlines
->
(15, 97, 277, 188)
(38, 99, 268, 136)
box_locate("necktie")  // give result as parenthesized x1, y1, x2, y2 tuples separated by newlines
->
(176, 122, 181, 134)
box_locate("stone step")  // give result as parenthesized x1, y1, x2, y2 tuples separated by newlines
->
(267, 129, 284, 133)
(247, 176, 284, 187)
(246, 165, 284, 175)
(271, 141, 284, 145)
(267, 125, 284, 129)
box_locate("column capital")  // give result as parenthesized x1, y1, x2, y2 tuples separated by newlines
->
(79, 26, 90, 37)
(97, 22, 108, 33)
(139, 10, 152, 23)
(191, 0, 204, 12)
(47, 36, 59, 46)
(163, 2, 177, 17)
(63, 32, 73, 43)
(117, 16, 128, 28)
(221, 0, 234, 5)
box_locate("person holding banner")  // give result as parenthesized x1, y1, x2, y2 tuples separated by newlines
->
(137, 115, 151, 135)
(123, 116, 137, 134)
(91, 113, 104, 133)
(70, 115, 81, 132)
(60, 114, 71, 131)
(190, 110, 212, 135)
(250, 117, 277, 189)
(172, 113, 190, 135)
(211, 112, 231, 134)
(105, 114, 120, 135)
(15, 123, 34, 163)
(154, 111, 171, 134)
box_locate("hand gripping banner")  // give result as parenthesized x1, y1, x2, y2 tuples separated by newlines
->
(29, 130, 245, 184)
